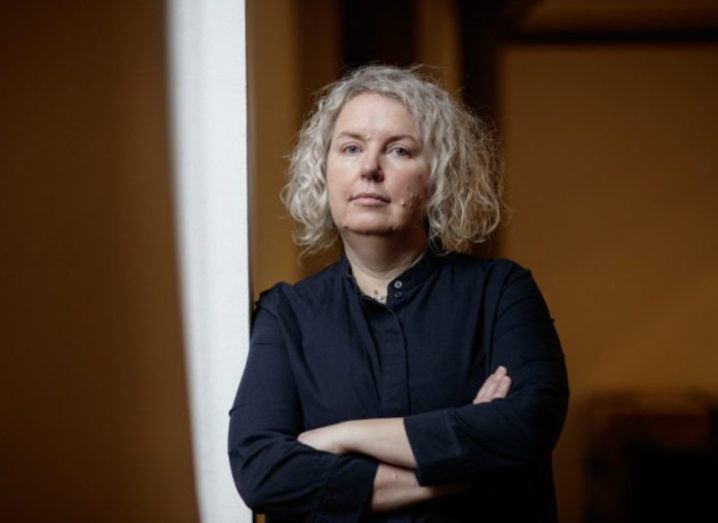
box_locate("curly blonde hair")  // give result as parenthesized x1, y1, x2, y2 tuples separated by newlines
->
(282, 65, 503, 255)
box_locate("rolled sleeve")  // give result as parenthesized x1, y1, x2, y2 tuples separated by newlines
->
(403, 409, 467, 485)
(404, 267, 569, 486)
(315, 454, 378, 522)
(228, 298, 378, 521)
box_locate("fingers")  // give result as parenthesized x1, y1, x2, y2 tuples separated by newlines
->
(495, 374, 511, 399)
(472, 373, 496, 404)
(474, 367, 503, 403)
(473, 366, 511, 405)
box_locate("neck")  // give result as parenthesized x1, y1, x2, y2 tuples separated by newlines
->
(342, 229, 427, 300)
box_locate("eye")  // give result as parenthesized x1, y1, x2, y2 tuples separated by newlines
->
(390, 145, 412, 158)
(341, 144, 361, 155)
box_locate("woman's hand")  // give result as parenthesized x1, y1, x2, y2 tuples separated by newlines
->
(473, 366, 511, 404)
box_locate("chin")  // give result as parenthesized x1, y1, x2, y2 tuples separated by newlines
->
(344, 227, 396, 237)
(339, 220, 397, 237)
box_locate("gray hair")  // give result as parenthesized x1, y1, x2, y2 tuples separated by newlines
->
(282, 64, 503, 255)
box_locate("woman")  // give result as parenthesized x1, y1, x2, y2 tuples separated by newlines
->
(229, 65, 569, 522)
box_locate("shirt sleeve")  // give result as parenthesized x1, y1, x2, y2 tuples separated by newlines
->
(228, 299, 379, 522)
(403, 264, 569, 485)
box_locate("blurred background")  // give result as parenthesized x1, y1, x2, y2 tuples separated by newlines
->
(2, 1, 717, 522)
(250, 0, 718, 521)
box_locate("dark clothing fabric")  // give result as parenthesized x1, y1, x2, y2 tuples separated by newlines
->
(228, 251, 569, 522)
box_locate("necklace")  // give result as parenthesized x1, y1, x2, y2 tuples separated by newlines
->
(372, 289, 387, 303)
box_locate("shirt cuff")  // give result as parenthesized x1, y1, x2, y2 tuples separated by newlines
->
(315, 454, 378, 522)
(404, 409, 467, 485)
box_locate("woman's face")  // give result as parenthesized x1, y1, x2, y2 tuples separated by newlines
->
(326, 92, 430, 239)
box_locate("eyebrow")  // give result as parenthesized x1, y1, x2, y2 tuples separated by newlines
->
(333, 132, 420, 144)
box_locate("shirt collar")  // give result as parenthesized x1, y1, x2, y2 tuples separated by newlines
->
(339, 248, 439, 296)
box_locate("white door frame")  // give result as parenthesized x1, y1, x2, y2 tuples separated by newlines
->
(167, 1, 252, 521)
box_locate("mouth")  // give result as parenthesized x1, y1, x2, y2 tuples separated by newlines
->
(350, 192, 390, 203)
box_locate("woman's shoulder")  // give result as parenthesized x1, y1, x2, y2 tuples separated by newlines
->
(438, 253, 547, 310)
(255, 260, 344, 315)
(439, 251, 531, 283)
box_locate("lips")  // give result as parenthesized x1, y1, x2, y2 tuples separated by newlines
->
(350, 192, 390, 203)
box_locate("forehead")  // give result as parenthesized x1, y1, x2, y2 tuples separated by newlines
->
(332, 92, 420, 138)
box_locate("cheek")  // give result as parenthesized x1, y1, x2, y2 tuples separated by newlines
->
(325, 178, 346, 222)
(397, 178, 429, 210)
(325, 167, 342, 201)
(326, 187, 341, 217)
(326, 158, 351, 194)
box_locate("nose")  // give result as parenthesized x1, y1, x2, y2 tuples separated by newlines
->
(360, 151, 384, 182)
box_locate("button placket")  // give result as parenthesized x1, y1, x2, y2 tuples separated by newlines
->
(374, 309, 410, 416)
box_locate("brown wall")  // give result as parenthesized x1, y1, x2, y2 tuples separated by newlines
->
(499, 44, 718, 522)
(1, 3, 198, 522)
(247, 0, 303, 296)
(416, 0, 462, 93)
(247, 0, 342, 297)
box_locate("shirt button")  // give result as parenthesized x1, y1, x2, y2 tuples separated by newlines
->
(394, 291, 402, 298)
(393, 280, 403, 289)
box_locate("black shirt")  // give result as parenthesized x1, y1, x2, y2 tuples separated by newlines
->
(228, 251, 569, 522)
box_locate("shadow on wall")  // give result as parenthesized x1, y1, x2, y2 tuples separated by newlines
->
(582, 391, 718, 523)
